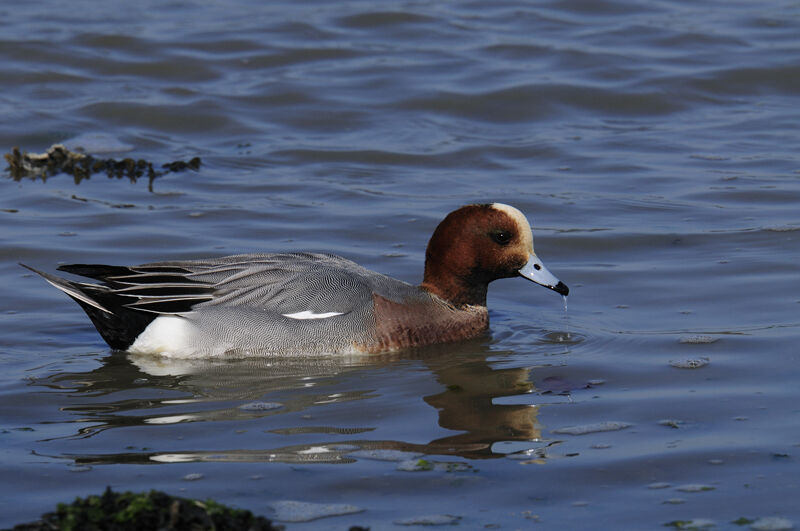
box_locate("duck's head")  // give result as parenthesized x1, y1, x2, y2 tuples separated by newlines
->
(421, 203, 568, 307)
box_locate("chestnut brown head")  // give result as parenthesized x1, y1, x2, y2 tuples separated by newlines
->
(421, 203, 568, 307)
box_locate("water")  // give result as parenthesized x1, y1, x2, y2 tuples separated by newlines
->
(2, 0, 799, 528)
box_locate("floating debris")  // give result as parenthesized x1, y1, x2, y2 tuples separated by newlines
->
(539, 375, 591, 395)
(182, 473, 204, 481)
(394, 514, 462, 526)
(552, 421, 632, 435)
(269, 500, 363, 523)
(238, 401, 283, 411)
(676, 484, 715, 492)
(659, 419, 691, 429)
(7, 487, 280, 531)
(438, 462, 471, 473)
(679, 335, 719, 344)
(647, 482, 671, 490)
(663, 498, 686, 505)
(506, 447, 548, 461)
(396, 458, 472, 472)
(669, 358, 710, 369)
(749, 516, 794, 530)
(397, 458, 435, 472)
(521, 511, 540, 521)
(4, 144, 201, 191)
(665, 518, 715, 529)
(162, 159, 203, 173)
(765, 226, 800, 233)
(350, 449, 423, 462)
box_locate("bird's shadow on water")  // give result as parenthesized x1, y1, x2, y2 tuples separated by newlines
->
(29, 337, 577, 466)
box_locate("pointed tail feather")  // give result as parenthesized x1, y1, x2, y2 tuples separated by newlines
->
(21, 263, 113, 314)
(21, 263, 156, 350)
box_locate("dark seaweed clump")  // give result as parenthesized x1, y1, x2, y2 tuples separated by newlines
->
(4, 144, 201, 191)
(8, 487, 282, 531)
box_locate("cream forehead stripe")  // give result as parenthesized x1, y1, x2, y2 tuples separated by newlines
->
(490, 203, 534, 251)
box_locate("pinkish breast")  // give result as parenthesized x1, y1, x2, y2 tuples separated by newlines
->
(356, 293, 490, 353)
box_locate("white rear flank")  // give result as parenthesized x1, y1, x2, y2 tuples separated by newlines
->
(128, 315, 199, 357)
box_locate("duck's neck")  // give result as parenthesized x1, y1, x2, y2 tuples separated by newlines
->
(421, 262, 489, 308)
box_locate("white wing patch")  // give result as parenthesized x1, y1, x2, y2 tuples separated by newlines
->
(282, 310, 344, 320)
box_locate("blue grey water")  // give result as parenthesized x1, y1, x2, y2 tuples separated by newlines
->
(1, 0, 799, 528)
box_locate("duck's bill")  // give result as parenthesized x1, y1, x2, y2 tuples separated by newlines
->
(519, 254, 569, 296)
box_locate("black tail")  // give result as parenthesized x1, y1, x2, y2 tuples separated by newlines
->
(21, 264, 157, 350)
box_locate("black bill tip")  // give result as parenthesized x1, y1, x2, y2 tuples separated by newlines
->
(552, 281, 569, 296)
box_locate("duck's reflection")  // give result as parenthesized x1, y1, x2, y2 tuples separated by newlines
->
(33, 340, 551, 465)
(423, 355, 539, 453)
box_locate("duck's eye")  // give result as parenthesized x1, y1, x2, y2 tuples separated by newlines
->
(491, 230, 513, 245)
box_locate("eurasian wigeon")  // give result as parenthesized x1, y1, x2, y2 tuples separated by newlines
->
(23, 203, 568, 357)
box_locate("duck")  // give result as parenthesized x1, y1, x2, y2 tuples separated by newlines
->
(23, 203, 568, 357)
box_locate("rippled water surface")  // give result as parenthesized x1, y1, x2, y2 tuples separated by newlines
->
(2, 0, 799, 529)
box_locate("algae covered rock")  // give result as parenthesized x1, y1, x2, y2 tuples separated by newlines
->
(9, 487, 282, 531)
